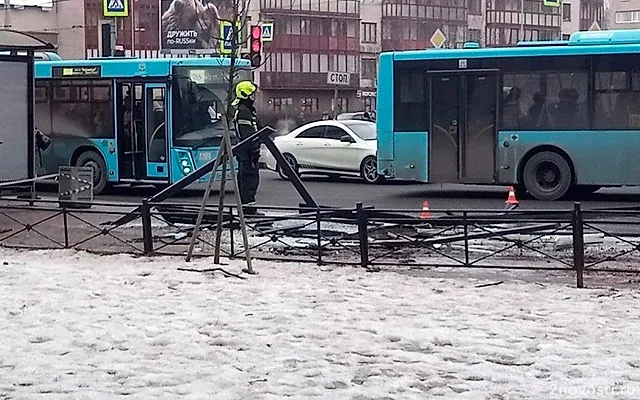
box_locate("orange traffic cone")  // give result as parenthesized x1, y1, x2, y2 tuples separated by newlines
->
(420, 201, 431, 219)
(505, 186, 519, 205)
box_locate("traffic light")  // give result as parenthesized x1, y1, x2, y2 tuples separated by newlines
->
(249, 25, 262, 68)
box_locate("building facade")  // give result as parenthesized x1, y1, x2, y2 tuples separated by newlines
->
(254, 0, 361, 127)
(607, 0, 640, 30)
(1, 0, 85, 58)
(84, 0, 161, 58)
(1, 0, 608, 126)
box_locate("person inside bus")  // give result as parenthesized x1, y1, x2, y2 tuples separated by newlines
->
(502, 86, 522, 128)
(553, 88, 581, 128)
(232, 80, 262, 216)
(527, 92, 546, 127)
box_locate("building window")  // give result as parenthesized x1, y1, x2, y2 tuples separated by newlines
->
(364, 97, 376, 112)
(562, 3, 571, 21)
(362, 59, 377, 80)
(302, 98, 318, 112)
(336, 98, 348, 113)
(469, 0, 482, 15)
(468, 29, 482, 43)
(562, 34, 570, 40)
(615, 10, 640, 23)
(269, 97, 293, 112)
(362, 22, 377, 43)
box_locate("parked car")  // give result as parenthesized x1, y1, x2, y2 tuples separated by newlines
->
(335, 111, 376, 122)
(262, 120, 383, 184)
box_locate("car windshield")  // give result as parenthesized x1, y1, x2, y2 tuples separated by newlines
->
(343, 121, 376, 140)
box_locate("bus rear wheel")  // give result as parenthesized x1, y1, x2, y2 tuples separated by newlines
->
(522, 151, 572, 201)
(75, 150, 107, 195)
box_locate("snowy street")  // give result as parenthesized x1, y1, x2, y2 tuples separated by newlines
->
(1, 249, 640, 399)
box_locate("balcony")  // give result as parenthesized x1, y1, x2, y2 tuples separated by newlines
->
(260, 72, 359, 90)
(382, 39, 429, 51)
(360, 42, 381, 54)
(260, 0, 359, 16)
(265, 34, 360, 52)
(486, 10, 561, 27)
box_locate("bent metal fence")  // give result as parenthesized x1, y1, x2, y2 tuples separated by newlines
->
(1, 196, 640, 287)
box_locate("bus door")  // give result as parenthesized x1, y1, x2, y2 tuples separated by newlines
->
(144, 83, 168, 179)
(429, 72, 498, 184)
(117, 82, 147, 180)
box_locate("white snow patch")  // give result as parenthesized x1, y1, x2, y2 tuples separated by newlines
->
(0, 248, 639, 399)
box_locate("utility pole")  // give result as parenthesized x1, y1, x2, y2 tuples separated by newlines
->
(3, 0, 11, 30)
(130, 0, 135, 56)
(520, 0, 525, 42)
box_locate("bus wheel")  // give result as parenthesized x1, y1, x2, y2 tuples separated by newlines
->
(75, 151, 107, 195)
(522, 151, 572, 201)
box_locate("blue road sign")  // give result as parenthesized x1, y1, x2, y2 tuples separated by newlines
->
(262, 23, 274, 42)
(220, 21, 242, 54)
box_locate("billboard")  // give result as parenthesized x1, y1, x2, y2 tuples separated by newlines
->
(160, 0, 241, 53)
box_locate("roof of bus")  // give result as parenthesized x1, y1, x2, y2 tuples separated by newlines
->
(386, 29, 640, 62)
(34, 56, 250, 78)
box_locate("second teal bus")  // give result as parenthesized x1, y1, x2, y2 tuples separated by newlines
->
(377, 29, 640, 200)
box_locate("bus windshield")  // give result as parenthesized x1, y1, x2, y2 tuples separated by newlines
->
(171, 66, 252, 148)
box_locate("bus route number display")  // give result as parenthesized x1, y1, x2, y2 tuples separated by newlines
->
(52, 66, 102, 78)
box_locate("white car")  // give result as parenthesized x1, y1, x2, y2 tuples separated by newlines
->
(263, 120, 383, 184)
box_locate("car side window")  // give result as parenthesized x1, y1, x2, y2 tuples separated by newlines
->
(297, 126, 325, 139)
(325, 126, 348, 140)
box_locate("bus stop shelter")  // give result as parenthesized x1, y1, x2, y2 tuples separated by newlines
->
(0, 30, 54, 195)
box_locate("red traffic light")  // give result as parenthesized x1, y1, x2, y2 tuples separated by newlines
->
(252, 26, 262, 39)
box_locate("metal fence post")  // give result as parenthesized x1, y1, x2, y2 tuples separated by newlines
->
(316, 208, 322, 265)
(141, 200, 153, 256)
(356, 202, 370, 269)
(463, 211, 469, 266)
(572, 202, 585, 288)
(62, 206, 69, 248)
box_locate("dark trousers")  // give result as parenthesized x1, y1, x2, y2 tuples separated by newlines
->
(237, 152, 260, 207)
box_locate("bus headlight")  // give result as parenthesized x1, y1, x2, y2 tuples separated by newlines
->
(176, 151, 194, 175)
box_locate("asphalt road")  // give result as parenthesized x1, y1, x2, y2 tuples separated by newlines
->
(88, 170, 640, 212)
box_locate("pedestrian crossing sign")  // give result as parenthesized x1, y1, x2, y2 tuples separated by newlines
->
(220, 21, 243, 54)
(103, 0, 128, 17)
(261, 22, 274, 42)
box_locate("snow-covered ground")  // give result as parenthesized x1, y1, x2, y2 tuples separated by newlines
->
(1, 248, 640, 399)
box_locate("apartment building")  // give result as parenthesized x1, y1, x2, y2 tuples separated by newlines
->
(0, 0, 85, 58)
(3, 0, 605, 122)
(255, 0, 361, 124)
(607, 0, 640, 29)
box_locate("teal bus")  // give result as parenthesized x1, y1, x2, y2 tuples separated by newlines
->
(34, 56, 251, 194)
(377, 29, 640, 201)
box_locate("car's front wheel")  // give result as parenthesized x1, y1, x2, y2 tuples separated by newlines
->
(277, 153, 299, 180)
(361, 156, 383, 184)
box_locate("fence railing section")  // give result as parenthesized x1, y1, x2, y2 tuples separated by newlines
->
(1, 197, 640, 287)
